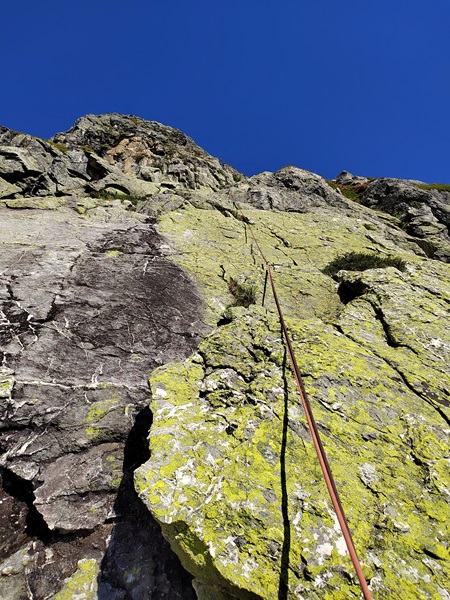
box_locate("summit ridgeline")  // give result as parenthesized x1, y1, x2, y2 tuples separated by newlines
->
(0, 114, 449, 599)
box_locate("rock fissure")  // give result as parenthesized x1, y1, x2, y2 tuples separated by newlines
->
(1, 467, 52, 541)
(339, 322, 450, 426)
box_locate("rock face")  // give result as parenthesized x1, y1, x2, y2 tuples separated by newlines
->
(135, 199, 450, 599)
(0, 114, 449, 599)
(0, 118, 211, 598)
(52, 113, 242, 194)
(331, 171, 450, 262)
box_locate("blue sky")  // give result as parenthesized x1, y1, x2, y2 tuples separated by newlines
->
(1, 0, 449, 182)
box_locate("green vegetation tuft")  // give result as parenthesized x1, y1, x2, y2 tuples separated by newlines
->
(88, 189, 144, 206)
(323, 251, 407, 276)
(228, 278, 257, 308)
(43, 139, 70, 153)
(415, 183, 450, 192)
(80, 145, 97, 154)
(325, 180, 369, 202)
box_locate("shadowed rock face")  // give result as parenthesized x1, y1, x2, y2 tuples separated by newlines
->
(0, 204, 204, 598)
(1, 115, 450, 599)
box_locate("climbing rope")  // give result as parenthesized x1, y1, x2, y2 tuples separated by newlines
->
(230, 195, 373, 600)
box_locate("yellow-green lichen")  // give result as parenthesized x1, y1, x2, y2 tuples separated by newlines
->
(85, 396, 121, 439)
(157, 203, 417, 326)
(136, 304, 450, 598)
(5, 197, 67, 210)
(134, 200, 450, 597)
(0, 373, 14, 398)
(53, 558, 99, 599)
(85, 396, 121, 423)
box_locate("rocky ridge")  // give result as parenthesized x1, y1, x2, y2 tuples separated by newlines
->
(0, 114, 449, 599)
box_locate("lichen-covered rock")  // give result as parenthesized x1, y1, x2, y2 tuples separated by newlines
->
(1, 113, 450, 599)
(136, 200, 450, 598)
(136, 303, 449, 598)
(155, 200, 427, 324)
(53, 559, 100, 600)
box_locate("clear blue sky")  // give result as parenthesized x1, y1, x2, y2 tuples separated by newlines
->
(1, 0, 449, 182)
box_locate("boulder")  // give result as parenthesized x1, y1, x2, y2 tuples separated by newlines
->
(0, 178, 20, 199)
(247, 166, 349, 212)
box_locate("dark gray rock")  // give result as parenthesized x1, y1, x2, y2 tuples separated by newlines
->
(0, 204, 204, 598)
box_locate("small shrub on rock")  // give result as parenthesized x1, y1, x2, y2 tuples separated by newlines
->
(323, 251, 406, 277)
(228, 278, 257, 308)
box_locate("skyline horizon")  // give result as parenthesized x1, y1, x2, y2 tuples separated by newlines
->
(2, 1, 449, 185)
(1, 110, 444, 185)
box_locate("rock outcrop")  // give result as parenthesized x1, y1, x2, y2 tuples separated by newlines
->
(0, 114, 449, 599)
(332, 171, 450, 262)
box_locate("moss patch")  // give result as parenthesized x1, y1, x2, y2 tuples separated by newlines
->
(414, 183, 450, 193)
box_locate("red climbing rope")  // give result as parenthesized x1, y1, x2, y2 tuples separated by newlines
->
(231, 197, 373, 600)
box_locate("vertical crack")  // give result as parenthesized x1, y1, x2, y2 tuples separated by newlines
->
(98, 406, 197, 599)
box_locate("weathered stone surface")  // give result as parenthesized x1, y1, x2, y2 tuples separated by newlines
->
(0, 547, 32, 600)
(359, 177, 450, 261)
(0, 145, 45, 176)
(0, 177, 20, 199)
(1, 113, 450, 598)
(52, 113, 243, 193)
(0, 199, 203, 596)
(34, 443, 123, 531)
(0, 529, 110, 600)
(136, 198, 450, 598)
(247, 166, 351, 212)
(53, 559, 100, 600)
(0, 132, 88, 197)
(84, 152, 160, 198)
(155, 199, 428, 324)
(136, 306, 449, 598)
